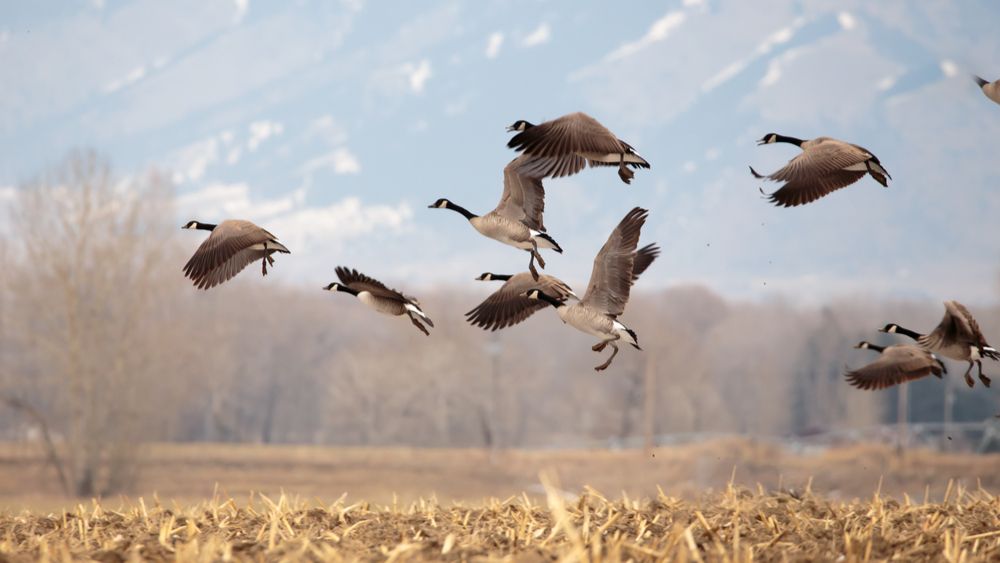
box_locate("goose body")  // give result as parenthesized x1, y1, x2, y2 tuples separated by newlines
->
(430, 155, 561, 279)
(523, 208, 656, 371)
(182, 219, 290, 290)
(845, 341, 945, 391)
(881, 300, 999, 388)
(974, 75, 1000, 105)
(506, 112, 650, 184)
(750, 133, 891, 207)
(324, 267, 433, 335)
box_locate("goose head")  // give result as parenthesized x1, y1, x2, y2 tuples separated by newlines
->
(757, 133, 779, 146)
(879, 324, 900, 334)
(854, 341, 873, 349)
(506, 120, 533, 133)
(182, 220, 215, 231)
(428, 198, 452, 209)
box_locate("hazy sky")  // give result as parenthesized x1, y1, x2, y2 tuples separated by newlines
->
(2, 0, 999, 303)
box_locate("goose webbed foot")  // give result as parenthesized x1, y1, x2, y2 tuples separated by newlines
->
(261, 257, 268, 276)
(978, 360, 991, 388)
(594, 342, 619, 372)
(528, 254, 540, 281)
(963, 362, 975, 388)
(267, 254, 276, 266)
(617, 160, 634, 184)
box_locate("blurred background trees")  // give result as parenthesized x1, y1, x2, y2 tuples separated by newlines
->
(1, 151, 998, 495)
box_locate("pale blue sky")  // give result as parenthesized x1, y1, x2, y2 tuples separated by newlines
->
(2, 0, 999, 303)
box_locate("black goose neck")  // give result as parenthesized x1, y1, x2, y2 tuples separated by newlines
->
(446, 202, 477, 221)
(491, 274, 513, 281)
(337, 285, 360, 296)
(892, 325, 923, 340)
(197, 222, 217, 231)
(774, 134, 804, 146)
(865, 343, 886, 353)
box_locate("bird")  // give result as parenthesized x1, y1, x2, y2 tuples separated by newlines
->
(845, 341, 946, 391)
(880, 300, 1000, 388)
(429, 155, 561, 280)
(181, 219, 290, 290)
(506, 112, 650, 184)
(323, 267, 433, 336)
(466, 243, 660, 332)
(973, 75, 1000, 105)
(749, 133, 891, 207)
(521, 207, 655, 371)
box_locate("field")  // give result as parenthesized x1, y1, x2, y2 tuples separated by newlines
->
(2, 439, 1000, 560)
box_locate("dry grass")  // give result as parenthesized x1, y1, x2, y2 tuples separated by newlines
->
(3, 479, 1000, 561)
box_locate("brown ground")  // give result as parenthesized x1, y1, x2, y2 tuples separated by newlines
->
(1, 438, 999, 511)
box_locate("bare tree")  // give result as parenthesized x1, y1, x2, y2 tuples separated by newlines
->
(2, 150, 179, 496)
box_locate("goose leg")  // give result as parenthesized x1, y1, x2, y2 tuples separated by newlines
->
(592, 341, 608, 352)
(527, 251, 540, 281)
(267, 254, 276, 267)
(531, 238, 546, 269)
(409, 314, 430, 336)
(977, 360, 991, 388)
(261, 243, 269, 276)
(963, 361, 975, 388)
(594, 342, 619, 372)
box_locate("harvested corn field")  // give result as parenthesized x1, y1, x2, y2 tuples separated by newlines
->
(3, 481, 1000, 561)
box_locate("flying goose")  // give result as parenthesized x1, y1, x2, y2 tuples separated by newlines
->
(323, 267, 433, 336)
(973, 75, 1000, 105)
(506, 112, 650, 184)
(467, 243, 660, 332)
(749, 134, 891, 207)
(845, 341, 946, 391)
(881, 300, 999, 388)
(429, 155, 562, 280)
(182, 220, 290, 290)
(522, 207, 655, 371)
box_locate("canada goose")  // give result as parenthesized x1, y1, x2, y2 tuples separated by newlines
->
(467, 243, 660, 332)
(973, 75, 1000, 105)
(881, 300, 1000, 388)
(506, 112, 650, 184)
(845, 341, 945, 391)
(522, 207, 655, 371)
(749, 134, 891, 207)
(429, 155, 562, 280)
(182, 219, 290, 290)
(323, 267, 433, 336)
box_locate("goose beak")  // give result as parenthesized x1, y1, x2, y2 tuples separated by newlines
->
(505, 125, 517, 132)
(755, 138, 768, 146)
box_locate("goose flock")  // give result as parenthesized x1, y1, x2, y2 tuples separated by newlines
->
(181, 75, 1000, 378)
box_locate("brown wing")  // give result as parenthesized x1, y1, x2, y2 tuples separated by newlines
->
(924, 301, 988, 350)
(465, 273, 574, 331)
(183, 220, 273, 282)
(581, 207, 648, 317)
(631, 243, 660, 282)
(494, 156, 547, 231)
(193, 248, 267, 290)
(507, 112, 627, 178)
(764, 169, 866, 207)
(335, 267, 408, 302)
(845, 345, 942, 391)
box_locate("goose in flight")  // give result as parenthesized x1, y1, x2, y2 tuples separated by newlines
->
(881, 300, 999, 388)
(182, 219, 290, 290)
(845, 341, 946, 391)
(429, 155, 561, 280)
(506, 112, 650, 184)
(522, 207, 656, 371)
(467, 243, 660, 332)
(750, 133, 891, 207)
(323, 267, 433, 336)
